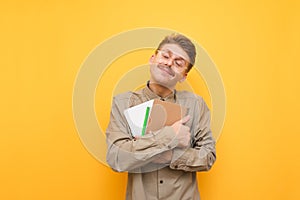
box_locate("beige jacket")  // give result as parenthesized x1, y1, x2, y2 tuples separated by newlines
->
(106, 85, 216, 200)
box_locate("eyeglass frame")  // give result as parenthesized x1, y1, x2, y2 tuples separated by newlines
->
(154, 49, 190, 72)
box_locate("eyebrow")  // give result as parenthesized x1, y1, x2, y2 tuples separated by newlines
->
(162, 49, 187, 61)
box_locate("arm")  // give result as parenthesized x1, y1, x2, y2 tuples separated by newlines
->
(169, 97, 216, 172)
(106, 97, 179, 172)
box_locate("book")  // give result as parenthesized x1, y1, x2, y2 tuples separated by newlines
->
(124, 99, 187, 137)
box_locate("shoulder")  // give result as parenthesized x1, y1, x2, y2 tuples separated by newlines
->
(113, 91, 134, 107)
(176, 90, 210, 112)
(113, 91, 133, 101)
(176, 90, 205, 103)
(113, 89, 143, 101)
(112, 89, 144, 109)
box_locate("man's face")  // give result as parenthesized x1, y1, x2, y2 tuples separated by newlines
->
(149, 43, 190, 90)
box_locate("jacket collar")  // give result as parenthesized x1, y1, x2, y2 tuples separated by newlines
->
(140, 81, 176, 102)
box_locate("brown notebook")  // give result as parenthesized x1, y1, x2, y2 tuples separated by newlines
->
(146, 99, 188, 133)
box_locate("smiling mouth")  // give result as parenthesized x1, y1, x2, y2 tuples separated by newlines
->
(158, 65, 175, 77)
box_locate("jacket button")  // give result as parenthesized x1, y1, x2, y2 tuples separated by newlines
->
(160, 180, 163, 184)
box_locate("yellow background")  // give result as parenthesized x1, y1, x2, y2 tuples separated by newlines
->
(1, 0, 299, 199)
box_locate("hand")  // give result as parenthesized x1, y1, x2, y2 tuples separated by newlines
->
(171, 115, 191, 148)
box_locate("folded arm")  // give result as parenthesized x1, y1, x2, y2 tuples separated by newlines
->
(169, 97, 216, 172)
(106, 97, 179, 172)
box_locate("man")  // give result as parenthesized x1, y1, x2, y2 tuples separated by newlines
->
(106, 33, 216, 200)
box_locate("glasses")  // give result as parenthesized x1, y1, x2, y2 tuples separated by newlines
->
(155, 49, 189, 71)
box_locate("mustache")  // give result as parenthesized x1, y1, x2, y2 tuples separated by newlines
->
(157, 64, 175, 76)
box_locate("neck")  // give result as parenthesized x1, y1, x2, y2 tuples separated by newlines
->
(148, 82, 174, 98)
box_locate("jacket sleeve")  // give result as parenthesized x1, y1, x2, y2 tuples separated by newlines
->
(169, 97, 216, 172)
(106, 97, 179, 172)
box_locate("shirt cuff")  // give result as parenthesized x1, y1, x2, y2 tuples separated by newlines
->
(169, 148, 190, 170)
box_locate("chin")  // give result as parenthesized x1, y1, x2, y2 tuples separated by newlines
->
(150, 71, 178, 88)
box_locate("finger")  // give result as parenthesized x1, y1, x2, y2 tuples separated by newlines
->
(180, 115, 190, 124)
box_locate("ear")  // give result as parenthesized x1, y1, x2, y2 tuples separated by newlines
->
(179, 75, 187, 83)
(149, 55, 155, 63)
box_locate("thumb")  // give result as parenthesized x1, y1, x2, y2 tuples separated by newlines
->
(179, 115, 190, 124)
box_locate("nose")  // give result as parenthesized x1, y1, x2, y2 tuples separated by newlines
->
(164, 58, 173, 67)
